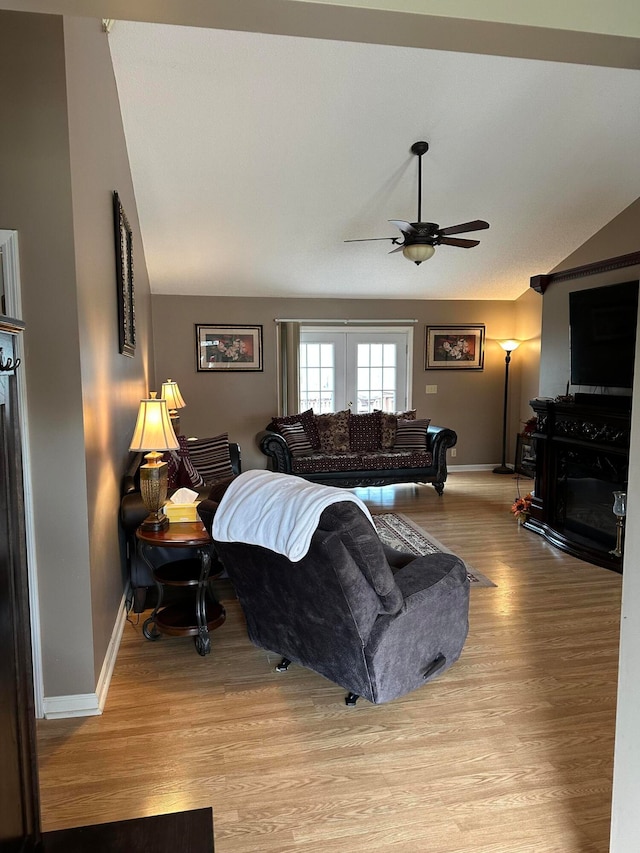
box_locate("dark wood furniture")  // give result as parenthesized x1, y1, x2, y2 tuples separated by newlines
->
(514, 432, 536, 478)
(0, 318, 41, 852)
(120, 443, 241, 613)
(137, 522, 225, 655)
(525, 397, 630, 571)
(42, 807, 214, 853)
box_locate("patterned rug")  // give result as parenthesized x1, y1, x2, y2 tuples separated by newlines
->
(373, 512, 496, 587)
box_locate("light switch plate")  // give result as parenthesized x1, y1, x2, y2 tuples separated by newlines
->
(425, 384, 438, 394)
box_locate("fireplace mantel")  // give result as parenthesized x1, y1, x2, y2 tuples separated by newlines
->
(525, 397, 630, 572)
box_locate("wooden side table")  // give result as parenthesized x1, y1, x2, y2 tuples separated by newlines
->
(136, 521, 225, 656)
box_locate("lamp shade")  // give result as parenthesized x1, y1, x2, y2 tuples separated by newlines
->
(129, 393, 179, 452)
(160, 378, 186, 411)
(402, 243, 436, 264)
(498, 339, 521, 353)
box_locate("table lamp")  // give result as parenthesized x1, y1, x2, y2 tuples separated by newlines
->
(610, 490, 627, 558)
(160, 378, 186, 436)
(129, 392, 179, 531)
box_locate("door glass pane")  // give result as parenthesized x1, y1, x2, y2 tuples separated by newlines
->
(355, 341, 398, 413)
(299, 342, 335, 412)
(300, 327, 409, 414)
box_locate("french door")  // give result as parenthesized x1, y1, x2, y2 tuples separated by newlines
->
(299, 327, 412, 414)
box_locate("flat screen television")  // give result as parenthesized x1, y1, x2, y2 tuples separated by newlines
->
(569, 280, 639, 390)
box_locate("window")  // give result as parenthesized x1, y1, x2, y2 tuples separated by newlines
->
(299, 326, 412, 413)
(299, 338, 337, 413)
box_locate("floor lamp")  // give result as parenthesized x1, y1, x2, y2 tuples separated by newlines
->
(493, 339, 520, 474)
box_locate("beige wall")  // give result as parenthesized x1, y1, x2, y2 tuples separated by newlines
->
(63, 16, 154, 688)
(0, 1, 638, 69)
(552, 197, 640, 274)
(514, 287, 543, 424)
(0, 10, 152, 699)
(152, 294, 527, 471)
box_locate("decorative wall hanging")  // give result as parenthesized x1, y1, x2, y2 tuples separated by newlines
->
(425, 325, 485, 370)
(196, 325, 263, 372)
(113, 191, 135, 357)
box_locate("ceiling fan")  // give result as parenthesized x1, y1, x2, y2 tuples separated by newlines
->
(345, 141, 490, 265)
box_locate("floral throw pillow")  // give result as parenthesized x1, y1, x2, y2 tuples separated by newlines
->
(377, 409, 417, 450)
(315, 410, 351, 453)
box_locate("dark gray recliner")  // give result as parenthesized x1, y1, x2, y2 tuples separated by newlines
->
(203, 498, 470, 705)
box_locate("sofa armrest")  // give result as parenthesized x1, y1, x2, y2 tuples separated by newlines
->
(426, 425, 457, 483)
(257, 429, 294, 474)
(122, 452, 144, 496)
(229, 441, 242, 475)
(392, 552, 466, 600)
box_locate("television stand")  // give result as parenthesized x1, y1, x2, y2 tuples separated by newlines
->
(525, 398, 630, 572)
(573, 392, 632, 412)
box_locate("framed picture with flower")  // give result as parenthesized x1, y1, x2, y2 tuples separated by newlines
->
(196, 324, 263, 372)
(425, 325, 485, 370)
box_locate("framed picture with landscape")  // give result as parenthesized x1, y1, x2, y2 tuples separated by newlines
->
(425, 325, 485, 370)
(196, 324, 263, 372)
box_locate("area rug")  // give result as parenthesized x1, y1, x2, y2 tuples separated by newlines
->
(373, 512, 496, 588)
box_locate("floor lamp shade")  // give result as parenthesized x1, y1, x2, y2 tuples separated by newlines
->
(493, 340, 520, 475)
(129, 394, 179, 530)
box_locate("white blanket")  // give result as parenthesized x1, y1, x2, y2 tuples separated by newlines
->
(212, 469, 374, 562)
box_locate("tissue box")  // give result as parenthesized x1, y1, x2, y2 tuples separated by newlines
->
(163, 501, 201, 523)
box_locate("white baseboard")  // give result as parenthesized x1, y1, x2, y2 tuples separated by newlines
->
(42, 588, 129, 720)
(43, 692, 102, 719)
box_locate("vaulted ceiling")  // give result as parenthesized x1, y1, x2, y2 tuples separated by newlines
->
(107, 19, 640, 300)
(4, 1, 640, 300)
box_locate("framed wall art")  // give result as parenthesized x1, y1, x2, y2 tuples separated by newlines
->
(113, 191, 135, 357)
(425, 325, 485, 370)
(196, 324, 263, 372)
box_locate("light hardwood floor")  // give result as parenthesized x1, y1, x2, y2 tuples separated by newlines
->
(37, 472, 622, 852)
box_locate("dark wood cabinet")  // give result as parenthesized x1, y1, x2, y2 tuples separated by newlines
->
(0, 320, 41, 852)
(525, 397, 630, 572)
(514, 433, 536, 478)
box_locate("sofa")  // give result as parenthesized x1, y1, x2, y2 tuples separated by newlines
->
(120, 434, 241, 612)
(257, 408, 457, 493)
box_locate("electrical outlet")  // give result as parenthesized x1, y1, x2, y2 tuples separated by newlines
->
(451, 448, 457, 457)
(425, 384, 438, 394)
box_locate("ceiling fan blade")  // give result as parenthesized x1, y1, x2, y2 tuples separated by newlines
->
(388, 245, 406, 255)
(344, 237, 399, 243)
(439, 219, 490, 236)
(389, 219, 417, 235)
(439, 236, 480, 248)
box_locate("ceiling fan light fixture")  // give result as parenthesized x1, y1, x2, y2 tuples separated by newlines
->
(402, 243, 435, 265)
